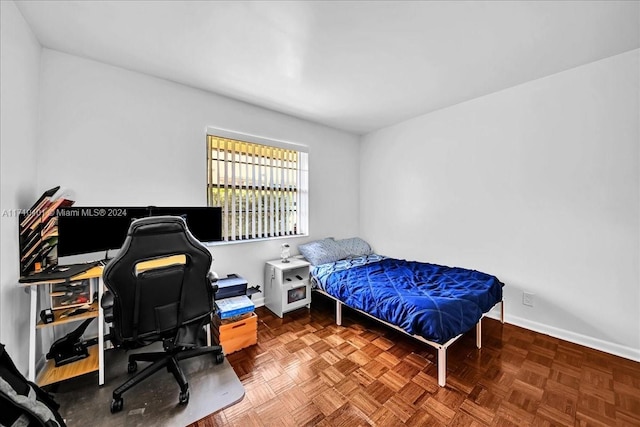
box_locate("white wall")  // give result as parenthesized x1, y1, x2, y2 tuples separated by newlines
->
(360, 49, 640, 361)
(37, 49, 360, 306)
(0, 1, 42, 372)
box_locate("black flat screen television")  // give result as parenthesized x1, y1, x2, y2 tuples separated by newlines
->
(57, 206, 222, 257)
(148, 207, 223, 243)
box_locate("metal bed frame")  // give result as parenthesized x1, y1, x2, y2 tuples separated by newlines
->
(313, 288, 504, 387)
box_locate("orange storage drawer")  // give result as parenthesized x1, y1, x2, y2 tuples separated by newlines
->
(212, 312, 257, 354)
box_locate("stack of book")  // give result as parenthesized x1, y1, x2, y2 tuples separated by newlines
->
(215, 295, 254, 320)
(19, 186, 74, 276)
(212, 295, 257, 355)
(211, 274, 257, 354)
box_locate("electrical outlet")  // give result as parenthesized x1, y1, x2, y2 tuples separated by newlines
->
(523, 292, 534, 307)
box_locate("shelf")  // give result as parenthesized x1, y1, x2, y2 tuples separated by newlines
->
(36, 345, 99, 387)
(283, 269, 308, 282)
(36, 301, 99, 329)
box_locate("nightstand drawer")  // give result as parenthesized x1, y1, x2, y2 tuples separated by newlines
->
(211, 312, 257, 354)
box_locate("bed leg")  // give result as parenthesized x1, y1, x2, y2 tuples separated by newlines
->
(437, 346, 447, 387)
(476, 319, 482, 349)
(336, 300, 342, 326)
(500, 300, 505, 324)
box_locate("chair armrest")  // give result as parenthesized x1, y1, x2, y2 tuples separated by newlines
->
(101, 290, 114, 323)
(207, 271, 219, 283)
(208, 271, 219, 296)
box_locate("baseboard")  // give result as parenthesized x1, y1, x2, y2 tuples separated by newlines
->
(252, 296, 265, 308)
(484, 311, 640, 362)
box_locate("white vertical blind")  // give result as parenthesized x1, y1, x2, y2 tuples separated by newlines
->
(207, 134, 308, 241)
(298, 152, 309, 234)
(230, 141, 237, 241)
(250, 143, 256, 239)
(222, 138, 229, 240)
(269, 146, 275, 237)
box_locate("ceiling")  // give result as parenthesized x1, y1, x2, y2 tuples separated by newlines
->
(15, 1, 640, 135)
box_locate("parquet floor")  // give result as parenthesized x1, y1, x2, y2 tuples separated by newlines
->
(190, 296, 640, 426)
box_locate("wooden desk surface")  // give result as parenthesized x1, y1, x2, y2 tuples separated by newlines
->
(19, 265, 104, 286)
(20, 255, 186, 286)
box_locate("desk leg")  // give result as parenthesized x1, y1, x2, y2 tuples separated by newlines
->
(28, 286, 37, 382)
(97, 277, 104, 386)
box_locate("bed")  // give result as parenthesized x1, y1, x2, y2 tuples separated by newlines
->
(299, 238, 504, 387)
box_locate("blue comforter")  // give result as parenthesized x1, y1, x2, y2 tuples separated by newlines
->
(313, 256, 503, 344)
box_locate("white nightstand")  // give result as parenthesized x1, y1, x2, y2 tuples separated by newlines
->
(264, 258, 311, 317)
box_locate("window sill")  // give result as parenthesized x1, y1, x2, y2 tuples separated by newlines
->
(202, 234, 309, 247)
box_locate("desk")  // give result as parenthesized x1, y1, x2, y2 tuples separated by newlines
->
(21, 255, 207, 387)
(21, 266, 106, 386)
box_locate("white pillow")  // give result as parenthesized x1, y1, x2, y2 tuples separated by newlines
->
(298, 238, 348, 265)
(335, 237, 373, 258)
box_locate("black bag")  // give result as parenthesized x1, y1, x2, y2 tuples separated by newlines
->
(0, 343, 66, 427)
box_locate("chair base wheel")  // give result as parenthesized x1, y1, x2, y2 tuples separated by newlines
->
(179, 389, 190, 405)
(127, 361, 137, 373)
(215, 352, 224, 364)
(111, 397, 123, 413)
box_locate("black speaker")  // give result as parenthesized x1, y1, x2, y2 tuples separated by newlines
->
(40, 309, 54, 324)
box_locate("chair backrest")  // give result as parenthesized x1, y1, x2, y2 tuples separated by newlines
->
(103, 216, 213, 345)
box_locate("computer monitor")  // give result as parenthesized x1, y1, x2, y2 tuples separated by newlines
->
(56, 206, 222, 257)
(148, 207, 223, 243)
(56, 207, 147, 257)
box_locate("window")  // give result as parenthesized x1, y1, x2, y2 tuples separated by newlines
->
(207, 131, 308, 241)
